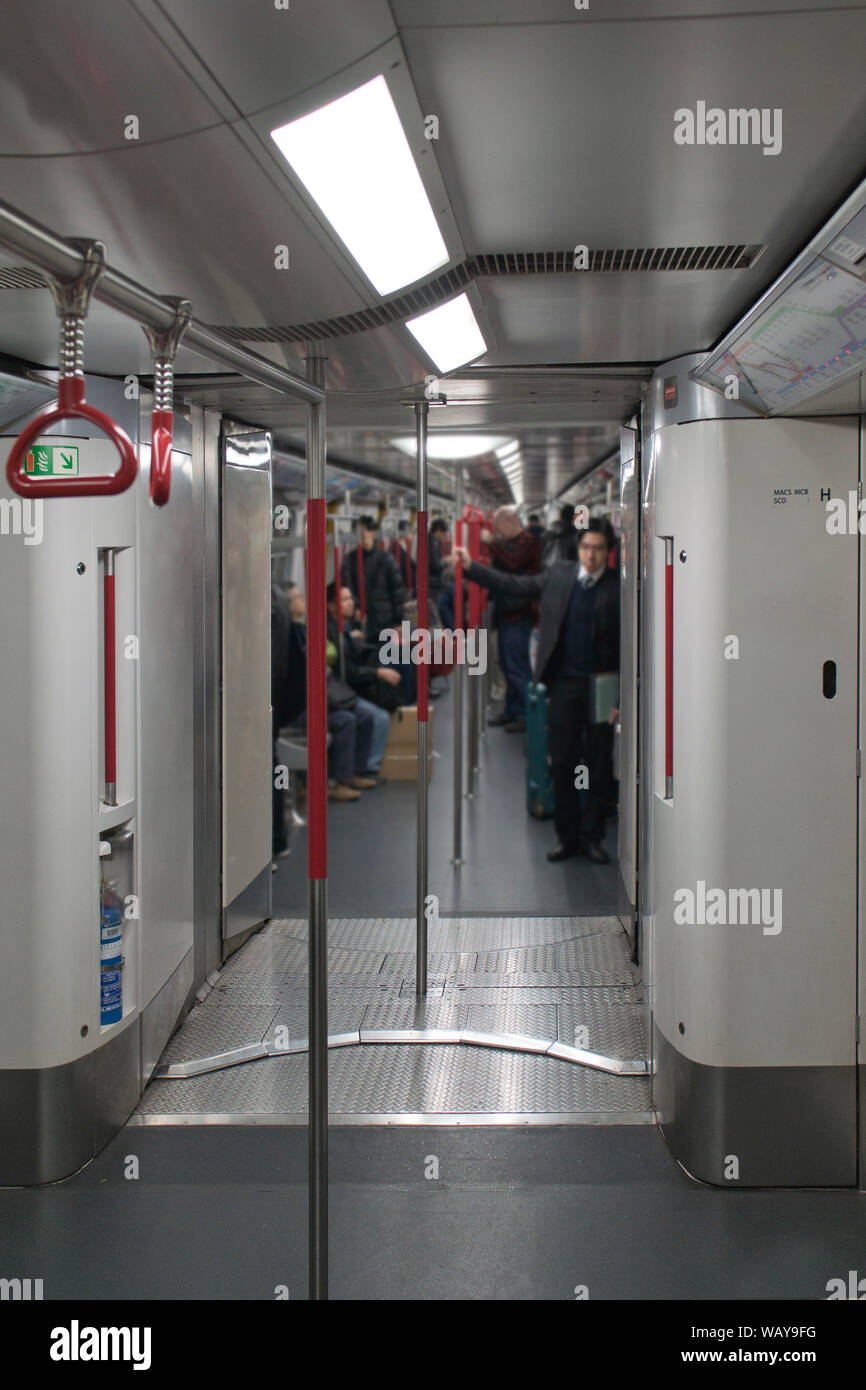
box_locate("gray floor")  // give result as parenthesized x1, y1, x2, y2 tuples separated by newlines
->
(4, 1125, 865, 1300)
(273, 680, 620, 916)
(3, 682, 863, 1301)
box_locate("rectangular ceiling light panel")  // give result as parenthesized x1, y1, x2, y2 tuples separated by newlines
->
(406, 293, 487, 372)
(271, 75, 449, 297)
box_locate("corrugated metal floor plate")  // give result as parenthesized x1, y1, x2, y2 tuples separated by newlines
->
(135, 916, 651, 1124)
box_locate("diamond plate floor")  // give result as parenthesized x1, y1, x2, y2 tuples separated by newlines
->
(135, 915, 651, 1123)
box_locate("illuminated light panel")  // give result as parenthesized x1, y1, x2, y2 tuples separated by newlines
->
(390, 434, 510, 461)
(271, 75, 448, 296)
(406, 293, 487, 372)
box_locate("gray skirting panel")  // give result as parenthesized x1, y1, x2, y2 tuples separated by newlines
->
(654, 1024, 857, 1188)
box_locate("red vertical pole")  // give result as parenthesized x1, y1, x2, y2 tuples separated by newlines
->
(468, 517, 481, 630)
(664, 540, 674, 798)
(333, 541, 342, 635)
(103, 550, 117, 805)
(356, 543, 366, 623)
(417, 514, 429, 721)
(455, 519, 464, 631)
(307, 501, 328, 879)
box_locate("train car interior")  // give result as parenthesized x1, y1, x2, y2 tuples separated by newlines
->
(1, 0, 866, 1309)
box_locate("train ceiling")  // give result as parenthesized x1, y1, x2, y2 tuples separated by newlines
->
(1, 0, 866, 505)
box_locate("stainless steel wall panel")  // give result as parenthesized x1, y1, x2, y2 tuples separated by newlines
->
(642, 405, 859, 1184)
(191, 406, 223, 985)
(222, 431, 272, 941)
(136, 406, 195, 1010)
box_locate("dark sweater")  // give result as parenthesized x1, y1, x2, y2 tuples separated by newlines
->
(545, 577, 599, 680)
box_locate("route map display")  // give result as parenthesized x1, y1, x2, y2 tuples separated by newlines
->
(694, 228, 866, 414)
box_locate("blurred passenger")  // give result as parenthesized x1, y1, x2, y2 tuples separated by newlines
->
(542, 503, 578, 566)
(428, 517, 449, 622)
(283, 585, 380, 801)
(453, 518, 619, 864)
(526, 512, 545, 541)
(327, 582, 399, 775)
(482, 505, 541, 733)
(343, 514, 407, 644)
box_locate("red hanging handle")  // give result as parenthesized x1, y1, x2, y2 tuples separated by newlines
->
(7, 240, 139, 499)
(7, 377, 138, 499)
(149, 407, 172, 507)
(143, 298, 192, 508)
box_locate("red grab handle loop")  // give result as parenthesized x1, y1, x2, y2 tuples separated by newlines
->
(143, 298, 192, 509)
(6, 377, 138, 498)
(150, 407, 173, 508)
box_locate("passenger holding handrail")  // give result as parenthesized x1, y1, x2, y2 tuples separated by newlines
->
(450, 517, 619, 865)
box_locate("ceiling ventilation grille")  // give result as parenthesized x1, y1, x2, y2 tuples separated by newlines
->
(0, 266, 48, 289)
(0, 243, 765, 342)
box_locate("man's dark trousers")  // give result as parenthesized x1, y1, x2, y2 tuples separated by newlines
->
(498, 616, 534, 720)
(547, 677, 612, 848)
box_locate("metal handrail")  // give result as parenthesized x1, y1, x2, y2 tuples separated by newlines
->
(0, 197, 324, 406)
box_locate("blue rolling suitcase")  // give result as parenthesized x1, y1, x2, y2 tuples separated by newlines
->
(526, 682, 555, 819)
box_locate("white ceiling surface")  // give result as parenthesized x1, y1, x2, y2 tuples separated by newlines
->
(0, 0, 865, 491)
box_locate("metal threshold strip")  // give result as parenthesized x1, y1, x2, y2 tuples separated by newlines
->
(154, 1031, 649, 1080)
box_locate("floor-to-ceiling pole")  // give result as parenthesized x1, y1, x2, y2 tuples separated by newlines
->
(415, 400, 429, 996)
(305, 353, 328, 1300)
(452, 468, 465, 863)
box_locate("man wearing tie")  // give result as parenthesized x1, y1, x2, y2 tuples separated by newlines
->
(453, 518, 619, 864)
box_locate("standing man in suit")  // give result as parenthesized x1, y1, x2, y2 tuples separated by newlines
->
(452, 518, 619, 864)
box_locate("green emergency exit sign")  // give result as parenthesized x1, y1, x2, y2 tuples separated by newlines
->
(25, 444, 79, 476)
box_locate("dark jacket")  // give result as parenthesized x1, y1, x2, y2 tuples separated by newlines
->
(342, 545, 406, 642)
(271, 584, 291, 729)
(429, 533, 444, 603)
(284, 620, 308, 725)
(326, 613, 380, 696)
(542, 520, 577, 567)
(465, 560, 619, 685)
(487, 528, 541, 624)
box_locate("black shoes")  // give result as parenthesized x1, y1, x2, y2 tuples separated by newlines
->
(487, 712, 510, 727)
(547, 841, 584, 863)
(504, 718, 526, 733)
(546, 837, 611, 865)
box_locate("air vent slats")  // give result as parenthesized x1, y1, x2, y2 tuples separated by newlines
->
(0, 241, 764, 342)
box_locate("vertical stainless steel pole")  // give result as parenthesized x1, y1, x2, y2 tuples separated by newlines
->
(480, 648, 488, 736)
(305, 353, 328, 1301)
(452, 470, 464, 862)
(466, 644, 477, 798)
(415, 401, 429, 996)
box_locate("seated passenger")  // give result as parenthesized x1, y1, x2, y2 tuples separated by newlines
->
(326, 582, 400, 777)
(283, 587, 381, 802)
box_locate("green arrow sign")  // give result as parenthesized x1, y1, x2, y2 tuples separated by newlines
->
(25, 444, 79, 476)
